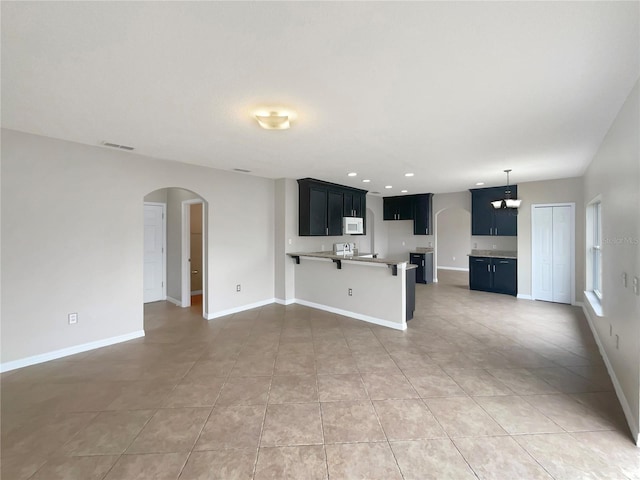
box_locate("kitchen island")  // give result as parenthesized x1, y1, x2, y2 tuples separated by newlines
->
(288, 252, 413, 330)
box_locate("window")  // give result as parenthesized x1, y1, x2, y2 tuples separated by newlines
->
(591, 201, 602, 299)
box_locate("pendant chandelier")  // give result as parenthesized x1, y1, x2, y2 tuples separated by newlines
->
(491, 169, 522, 209)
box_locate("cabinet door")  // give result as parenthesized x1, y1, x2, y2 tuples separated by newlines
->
(308, 187, 328, 236)
(343, 192, 354, 217)
(469, 257, 492, 291)
(327, 190, 344, 236)
(410, 253, 425, 283)
(413, 194, 433, 235)
(397, 196, 414, 220)
(492, 258, 517, 295)
(383, 197, 398, 220)
(352, 193, 364, 218)
(471, 189, 494, 235)
(493, 186, 518, 236)
(494, 209, 517, 236)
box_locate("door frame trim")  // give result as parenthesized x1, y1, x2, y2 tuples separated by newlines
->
(181, 198, 205, 315)
(143, 202, 167, 302)
(531, 202, 576, 305)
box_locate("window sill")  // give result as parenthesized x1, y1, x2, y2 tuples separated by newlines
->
(584, 291, 603, 317)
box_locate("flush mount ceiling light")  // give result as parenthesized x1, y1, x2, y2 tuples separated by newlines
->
(348, 172, 357, 177)
(362, 179, 371, 183)
(404, 173, 414, 177)
(254, 109, 294, 130)
(385, 185, 393, 189)
(401, 190, 408, 193)
(491, 169, 522, 209)
(475, 182, 485, 186)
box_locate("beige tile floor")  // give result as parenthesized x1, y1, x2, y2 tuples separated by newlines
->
(2, 270, 638, 479)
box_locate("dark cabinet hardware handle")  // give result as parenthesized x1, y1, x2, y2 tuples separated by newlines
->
(487, 264, 490, 272)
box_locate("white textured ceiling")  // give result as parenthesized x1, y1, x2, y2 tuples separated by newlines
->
(2, 2, 639, 194)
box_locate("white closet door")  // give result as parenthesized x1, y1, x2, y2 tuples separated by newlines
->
(552, 206, 572, 304)
(532, 205, 572, 304)
(533, 206, 553, 302)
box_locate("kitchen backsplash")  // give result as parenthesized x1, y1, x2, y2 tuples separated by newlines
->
(472, 235, 518, 252)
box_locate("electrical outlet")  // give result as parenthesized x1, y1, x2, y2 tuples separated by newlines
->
(474, 242, 477, 249)
(68, 313, 78, 325)
(402, 241, 405, 246)
(288, 238, 292, 245)
(492, 244, 497, 249)
(452, 256, 456, 261)
(348, 288, 353, 296)
(236, 284, 241, 292)
(429, 242, 433, 248)
(321, 244, 325, 251)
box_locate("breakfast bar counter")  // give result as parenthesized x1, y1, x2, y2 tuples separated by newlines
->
(288, 251, 411, 330)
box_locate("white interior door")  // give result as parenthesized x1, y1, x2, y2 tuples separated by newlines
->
(552, 206, 572, 304)
(533, 206, 553, 302)
(532, 204, 573, 304)
(144, 203, 165, 303)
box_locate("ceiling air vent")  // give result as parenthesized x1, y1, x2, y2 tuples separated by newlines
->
(233, 168, 251, 173)
(101, 141, 135, 151)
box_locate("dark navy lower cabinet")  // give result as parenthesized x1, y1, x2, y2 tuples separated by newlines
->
(410, 252, 433, 284)
(469, 256, 517, 296)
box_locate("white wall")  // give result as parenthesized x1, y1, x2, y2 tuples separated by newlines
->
(436, 208, 471, 269)
(582, 80, 640, 441)
(1, 129, 275, 365)
(516, 177, 584, 299)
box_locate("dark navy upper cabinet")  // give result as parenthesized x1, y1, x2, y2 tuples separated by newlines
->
(470, 185, 518, 236)
(298, 178, 367, 236)
(343, 190, 365, 217)
(384, 193, 433, 235)
(413, 193, 433, 235)
(383, 196, 413, 220)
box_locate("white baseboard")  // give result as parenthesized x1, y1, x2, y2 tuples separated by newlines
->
(581, 302, 639, 444)
(206, 298, 276, 320)
(293, 298, 407, 331)
(191, 290, 203, 295)
(437, 266, 469, 272)
(517, 294, 533, 300)
(0, 330, 145, 373)
(166, 296, 182, 307)
(274, 298, 296, 306)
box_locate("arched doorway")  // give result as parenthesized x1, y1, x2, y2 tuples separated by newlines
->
(143, 187, 208, 318)
(434, 207, 471, 286)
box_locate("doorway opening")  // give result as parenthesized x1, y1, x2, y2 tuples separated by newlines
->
(143, 188, 208, 318)
(434, 207, 471, 287)
(181, 198, 205, 310)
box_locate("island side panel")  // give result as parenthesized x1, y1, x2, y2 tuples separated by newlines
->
(293, 258, 406, 330)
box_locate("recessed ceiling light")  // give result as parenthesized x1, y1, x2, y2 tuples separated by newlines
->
(401, 190, 408, 193)
(404, 173, 414, 177)
(348, 172, 357, 177)
(362, 179, 371, 183)
(385, 185, 392, 189)
(475, 182, 485, 186)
